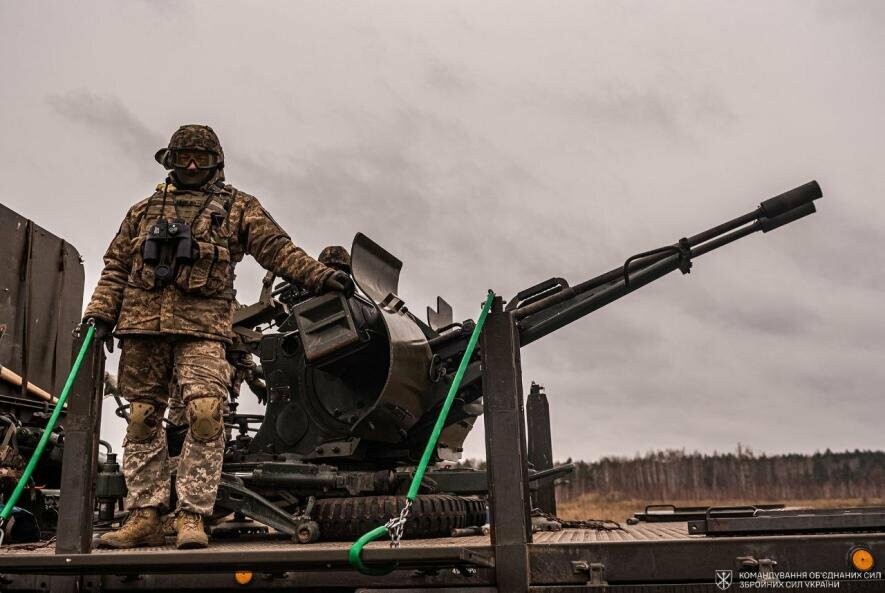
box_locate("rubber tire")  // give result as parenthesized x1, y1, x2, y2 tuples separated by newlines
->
(313, 495, 467, 541)
(461, 495, 488, 528)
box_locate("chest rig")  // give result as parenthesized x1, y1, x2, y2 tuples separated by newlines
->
(133, 181, 235, 297)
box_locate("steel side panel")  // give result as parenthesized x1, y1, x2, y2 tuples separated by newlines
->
(0, 202, 85, 399)
(529, 533, 885, 585)
(4, 576, 883, 593)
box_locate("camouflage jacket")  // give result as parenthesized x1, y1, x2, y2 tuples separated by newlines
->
(84, 177, 333, 342)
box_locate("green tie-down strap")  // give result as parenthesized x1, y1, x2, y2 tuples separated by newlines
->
(0, 323, 95, 545)
(348, 290, 495, 575)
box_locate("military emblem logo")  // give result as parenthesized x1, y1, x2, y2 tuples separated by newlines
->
(715, 569, 733, 590)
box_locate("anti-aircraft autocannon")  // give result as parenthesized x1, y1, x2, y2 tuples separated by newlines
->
(210, 181, 822, 541)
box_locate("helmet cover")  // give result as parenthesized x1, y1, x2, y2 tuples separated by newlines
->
(155, 124, 224, 168)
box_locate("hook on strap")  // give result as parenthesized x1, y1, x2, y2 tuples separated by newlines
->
(348, 525, 399, 576)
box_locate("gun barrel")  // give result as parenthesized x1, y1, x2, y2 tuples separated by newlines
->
(518, 251, 685, 345)
(759, 180, 822, 219)
(515, 181, 822, 345)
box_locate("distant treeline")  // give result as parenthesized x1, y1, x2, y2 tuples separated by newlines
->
(460, 447, 885, 501)
(551, 447, 885, 502)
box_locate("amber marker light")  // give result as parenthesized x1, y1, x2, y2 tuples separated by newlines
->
(234, 570, 254, 585)
(849, 546, 875, 572)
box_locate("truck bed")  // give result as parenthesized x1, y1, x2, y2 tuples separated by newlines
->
(1, 523, 883, 591)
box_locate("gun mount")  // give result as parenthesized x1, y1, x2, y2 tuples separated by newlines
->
(228, 181, 821, 475)
(0, 181, 826, 546)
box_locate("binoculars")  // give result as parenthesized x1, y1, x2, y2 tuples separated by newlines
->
(142, 218, 194, 283)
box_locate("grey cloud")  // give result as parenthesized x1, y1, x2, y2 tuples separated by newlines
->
(232, 105, 585, 283)
(46, 92, 164, 179)
(424, 61, 475, 95)
(532, 80, 737, 144)
(523, 310, 666, 373)
(673, 284, 820, 338)
(234, 129, 432, 234)
(815, 0, 885, 25)
(781, 217, 885, 292)
(134, 0, 189, 15)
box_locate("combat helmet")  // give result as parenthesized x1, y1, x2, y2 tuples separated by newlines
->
(318, 246, 351, 274)
(154, 124, 224, 169)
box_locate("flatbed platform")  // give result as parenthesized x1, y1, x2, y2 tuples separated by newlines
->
(0, 521, 692, 569)
(2, 523, 884, 591)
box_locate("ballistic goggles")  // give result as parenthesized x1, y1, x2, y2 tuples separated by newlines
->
(170, 149, 219, 169)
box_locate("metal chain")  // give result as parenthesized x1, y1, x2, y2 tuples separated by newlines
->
(385, 499, 413, 548)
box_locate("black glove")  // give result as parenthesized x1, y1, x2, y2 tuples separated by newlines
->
(92, 319, 114, 340)
(77, 318, 115, 352)
(322, 270, 355, 297)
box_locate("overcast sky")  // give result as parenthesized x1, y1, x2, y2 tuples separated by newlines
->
(1, 1, 882, 461)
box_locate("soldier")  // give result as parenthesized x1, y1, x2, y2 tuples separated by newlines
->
(317, 245, 351, 275)
(82, 125, 352, 549)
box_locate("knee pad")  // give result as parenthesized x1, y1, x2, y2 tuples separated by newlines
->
(187, 397, 223, 442)
(127, 402, 160, 443)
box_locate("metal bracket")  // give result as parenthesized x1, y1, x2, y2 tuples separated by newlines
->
(459, 548, 495, 568)
(427, 296, 453, 331)
(572, 561, 607, 587)
(215, 479, 320, 543)
(739, 556, 779, 583)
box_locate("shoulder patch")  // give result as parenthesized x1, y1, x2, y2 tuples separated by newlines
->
(156, 181, 178, 193)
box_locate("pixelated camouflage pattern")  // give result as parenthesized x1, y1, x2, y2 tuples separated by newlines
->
(167, 393, 187, 428)
(123, 427, 172, 511)
(84, 179, 334, 342)
(230, 353, 266, 401)
(118, 336, 229, 515)
(318, 245, 351, 274)
(168, 301, 248, 427)
(175, 431, 224, 515)
(226, 298, 264, 399)
(155, 124, 225, 166)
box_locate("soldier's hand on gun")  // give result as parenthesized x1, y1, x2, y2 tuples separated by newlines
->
(322, 270, 355, 297)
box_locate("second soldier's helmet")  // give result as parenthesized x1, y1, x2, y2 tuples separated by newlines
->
(154, 124, 225, 170)
(318, 246, 351, 274)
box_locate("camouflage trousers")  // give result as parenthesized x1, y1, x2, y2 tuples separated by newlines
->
(118, 336, 230, 516)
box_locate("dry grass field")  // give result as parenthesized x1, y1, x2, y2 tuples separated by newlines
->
(557, 493, 885, 523)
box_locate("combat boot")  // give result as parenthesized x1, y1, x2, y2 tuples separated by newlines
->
(161, 513, 176, 537)
(98, 507, 165, 549)
(175, 510, 209, 549)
